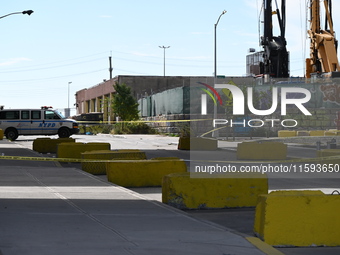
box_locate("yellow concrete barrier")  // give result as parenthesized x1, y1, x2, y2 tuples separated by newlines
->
(324, 130, 337, 136)
(82, 149, 146, 160)
(296, 130, 309, 136)
(317, 149, 340, 157)
(316, 149, 340, 165)
(254, 190, 340, 246)
(162, 172, 268, 209)
(178, 137, 218, 150)
(237, 142, 287, 160)
(278, 130, 296, 137)
(81, 150, 147, 175)
(324, 129, 340, 136)
(57, 142, 111, 159)
(33, 138, 75, 153)
(309, 130, 325, 136)
(0, 129, 3, 140)
(151, 157, 181, 160)
(106, 158, 187, 187)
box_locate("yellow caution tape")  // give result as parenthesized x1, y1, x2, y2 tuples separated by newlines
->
(1, 154, 340, 164)
(199, 126, 226, 137)
(0, 155, 111, 163)
(77, 119, 212, 124)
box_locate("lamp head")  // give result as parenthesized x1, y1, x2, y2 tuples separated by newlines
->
(22, 10, 34, 15)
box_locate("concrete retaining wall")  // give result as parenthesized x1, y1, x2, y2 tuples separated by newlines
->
(162, 172, 268, 209)
(57, 142, 111, 159)
(237, 142, 287, 160)
(106, 158, 187, 187)
(254, 190, 340, 246)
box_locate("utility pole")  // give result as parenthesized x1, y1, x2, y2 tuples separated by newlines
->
(159, 46, 170, 77)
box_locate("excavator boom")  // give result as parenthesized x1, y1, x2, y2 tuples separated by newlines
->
(306, 0, 340, 78)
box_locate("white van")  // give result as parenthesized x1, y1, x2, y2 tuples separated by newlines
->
(0, 106, 79, 140)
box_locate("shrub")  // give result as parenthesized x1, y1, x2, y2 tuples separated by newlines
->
(111, 122, 157, 134)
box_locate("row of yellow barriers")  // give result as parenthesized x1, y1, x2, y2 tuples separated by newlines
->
(30, 137, 340, 248)
(278, 129, 340, 137)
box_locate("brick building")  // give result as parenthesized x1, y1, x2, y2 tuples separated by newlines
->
(74, 75, 255, 121)
(75, 75, 200, 121)
(74, 75, 340, 135)
(75, 79, 116, 121)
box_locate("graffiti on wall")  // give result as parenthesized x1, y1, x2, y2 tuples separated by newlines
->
(320, 84, 340, 105)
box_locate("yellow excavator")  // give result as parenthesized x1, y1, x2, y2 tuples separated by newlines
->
(306, 0, 340, 78)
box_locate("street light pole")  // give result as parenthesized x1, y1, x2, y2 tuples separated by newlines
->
(0, 10, 34, 20)
(0, 9, 34, 114)
(66, 81, 72, 117)
(159, 46, 170, 77)
(214, 10, 226, 80)
(213, 10, 226, 138)
(68, 82, 72, 110)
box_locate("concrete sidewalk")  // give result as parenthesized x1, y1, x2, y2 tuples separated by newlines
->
(0, 139, 272, 255)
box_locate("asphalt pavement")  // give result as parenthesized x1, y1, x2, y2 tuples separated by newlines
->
(0, 136, 273, 255)
(1, 134, 340, 255)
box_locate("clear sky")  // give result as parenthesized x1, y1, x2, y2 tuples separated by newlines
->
(1, 0, 339, 113)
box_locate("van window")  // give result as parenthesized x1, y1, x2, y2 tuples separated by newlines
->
(31, 110, 41, 120)
(21, 111, 30, 120)
(0, 111, 20, 119)
(45, 110, 60, 120)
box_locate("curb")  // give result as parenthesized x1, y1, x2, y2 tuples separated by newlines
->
(246, 237, 285, 255)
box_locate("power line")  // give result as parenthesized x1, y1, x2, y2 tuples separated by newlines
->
(0, 57, 105, 73)
(0, 68, 107, 83)
(111, 49, 240, 64)
(0, 51, 109, 71)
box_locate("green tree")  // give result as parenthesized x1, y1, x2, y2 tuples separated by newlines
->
(112, 82, 139, 121)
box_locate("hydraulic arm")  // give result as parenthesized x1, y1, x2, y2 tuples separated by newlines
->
(306, 0, 340, 78)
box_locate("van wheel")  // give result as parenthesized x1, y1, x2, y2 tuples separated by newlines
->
(58, 127, 71, 138)
(5, 128, 18, 141)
